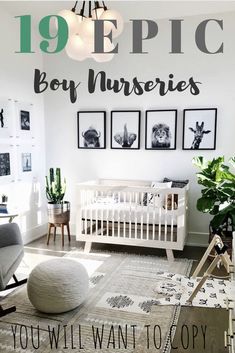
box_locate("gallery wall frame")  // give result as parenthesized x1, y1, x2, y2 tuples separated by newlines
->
(0, 144, 15, 184)
(16, 144, 36, 182)
(111, 110, 141, 150)
(77, 111, 106, 149)
(0, 99, 14, 139)
(15, 101, 35, 141)
(182, 108, 217, 150)
(145, 110, 177, 150)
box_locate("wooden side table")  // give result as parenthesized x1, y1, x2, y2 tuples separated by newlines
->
(0, 212, 18, 223)
(47, 222, 71, 247)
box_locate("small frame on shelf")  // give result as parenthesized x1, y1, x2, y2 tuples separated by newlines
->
(0, 144, 15, 184)
(182, 108, 217, 150)
(111, 110, 141, 149)
(0, 99, 14, 139)
(15, 101, 34, 140)
(145, 110, 177, 150)
(16, 144, 35, 181)
(77, 111, 106, 149)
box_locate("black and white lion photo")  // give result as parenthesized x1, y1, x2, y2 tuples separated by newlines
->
(151, 123, 172, 148)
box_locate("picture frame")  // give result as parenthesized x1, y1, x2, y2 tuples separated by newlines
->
(0, 99, 14, 139)
(145, 110, 177, 150)
(77, 111, 106, 149)
(15, 101, 35, 140)
(16, 144, 36, 182)
(0, 144, 15, 184)
(182, 108, 217, 150)
(111, 110, 141, 150)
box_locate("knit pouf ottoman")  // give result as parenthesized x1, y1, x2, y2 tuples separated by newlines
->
(27, 258, 89, 314)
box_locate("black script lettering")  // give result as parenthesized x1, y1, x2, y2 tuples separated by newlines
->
(20, 325, 28, 349)
(169, 325, 178, 350)
(11, 325, 17, 349)
(92, 325, 104, 349)
(181, 325, 189, 349)
(34, 69, 80, 103)
(131, 325, 137, 349)
(48, 325, 60, 349)
(201, 325, 207, 349)
(107, 326, 115, 349)
(31, 325, 40, 349)
(118, 325, 128, 349)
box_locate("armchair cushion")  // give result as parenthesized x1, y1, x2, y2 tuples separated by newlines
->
(0, 245, 24, 290)
(0, 223, 23, 248)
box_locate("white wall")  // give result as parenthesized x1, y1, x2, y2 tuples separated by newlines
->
(0, 6, 47, 243)
(43, 7, 235, 247)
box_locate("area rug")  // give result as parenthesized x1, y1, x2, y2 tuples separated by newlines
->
(0, 251, 192, 353)
(153, 272, 233, 309)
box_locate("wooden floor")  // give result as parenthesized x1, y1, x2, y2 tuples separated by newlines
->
(26, 235, 229, 353)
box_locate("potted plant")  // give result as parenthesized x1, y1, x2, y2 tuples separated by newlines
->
(45, 168, 70, 224)
(193, 156, 235, 256)
(1, 194, 8, 203)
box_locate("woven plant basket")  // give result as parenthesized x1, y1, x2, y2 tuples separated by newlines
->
(47, 201, 70, 224)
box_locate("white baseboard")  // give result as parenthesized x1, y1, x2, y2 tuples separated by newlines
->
(22, 224, 48, 245)
(186, 232, 208, 247)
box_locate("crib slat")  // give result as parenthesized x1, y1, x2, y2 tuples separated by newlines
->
(112, 192, 115, 237)
(95, 190, 98, 236)
(158, 195, 161, 240)
(123, 192, 126, 238)
(106, 191, 109, 236)
(135, 192, 138, 239)
(152, 194, 156, 240)
(146, 193, 149, 240)
(129, 192, 132, 239)
(101, 191, 104, 236)
(117, 192, 120, 237)
(171, 193, 174, 242)
(140, 192, 143, 239)
(164, 192, 167, 241)
(84, 190, 87, 236)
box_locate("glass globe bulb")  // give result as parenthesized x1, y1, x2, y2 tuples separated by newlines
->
(79, 17, 95, 43)
(100, 9, 124, 38)
(65, 34, 88, 61)
(91, 7, 105, 20)
(92, 38, 115, 63)
(57, 9, 81, 35)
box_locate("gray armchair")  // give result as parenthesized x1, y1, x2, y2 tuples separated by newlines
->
(0, 223, 27, 317)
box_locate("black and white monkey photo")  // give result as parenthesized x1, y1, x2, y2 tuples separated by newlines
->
(151, 123, 172, 148)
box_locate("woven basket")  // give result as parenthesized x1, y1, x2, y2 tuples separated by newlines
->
(47, 201, 70, 224)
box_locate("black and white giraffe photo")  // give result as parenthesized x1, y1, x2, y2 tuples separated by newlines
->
(22, 153, 32, 172)
(77, 111, 106, 149)
(183, 108, 217, 150)
(111, 111, 140, 149)
(145, 110, 177, 150)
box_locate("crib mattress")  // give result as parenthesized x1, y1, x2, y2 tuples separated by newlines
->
(81, 202, 177, 225)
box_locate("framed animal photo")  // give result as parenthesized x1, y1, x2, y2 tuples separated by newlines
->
(0, 144, 15, 184)
(77, 111, 106, 149)
(15, 101, 34, 140)
(0, 99, 14, 139)
(145, 110, 177, 150)
(182, 108, 217, 150)
(111, 110, 140, 149)
(16, 144, 36, 181)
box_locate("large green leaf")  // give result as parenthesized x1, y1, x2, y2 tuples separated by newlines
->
(197, 197, 215, 213)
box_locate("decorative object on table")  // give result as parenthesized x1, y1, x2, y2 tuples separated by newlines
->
(0, 204, 8, 214)
(145, 110, 177, 150)
(1, 194, 8, 203)
(0, 223, 27, 317)
(15, 101, 34, 140)
(77, 111, 106, 149)
(0, 144, 15, 184)
(27, 258, 89, 314)
(0, 99, 14, 139)
(46, 167, 71, 246)
(183, 108, 217, 150)
(193, 156, 235, 257)
(60, 1, 123, 63)
(111, 110, 140, 149)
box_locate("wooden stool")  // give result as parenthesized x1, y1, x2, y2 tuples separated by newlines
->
(47, 222, 71, 247)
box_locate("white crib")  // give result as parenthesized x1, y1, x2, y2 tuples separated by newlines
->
(76, 179, 189, 260)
